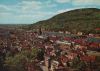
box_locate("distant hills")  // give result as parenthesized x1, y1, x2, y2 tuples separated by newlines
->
(29, 8, 100, 34)
(0, 24, 29, 29)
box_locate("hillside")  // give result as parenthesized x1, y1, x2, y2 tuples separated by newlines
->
(30, 8, 100, 34)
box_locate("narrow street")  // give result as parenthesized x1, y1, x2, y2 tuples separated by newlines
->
(40, 65, 48, 71)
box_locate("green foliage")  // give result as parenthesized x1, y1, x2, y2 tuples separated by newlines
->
(4, 48, 38, 71)
(72, 56, 80, 68)
(5, 54, 26, 71)
(30, 8, 100, 34)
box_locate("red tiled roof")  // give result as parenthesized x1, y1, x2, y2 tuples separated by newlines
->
(95, 28, 100, 30)
(81, 55, 96, 62)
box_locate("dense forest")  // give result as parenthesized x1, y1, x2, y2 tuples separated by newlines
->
(29, 8, 100, 34)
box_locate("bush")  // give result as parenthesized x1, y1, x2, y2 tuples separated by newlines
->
(4, 48, 38, 71)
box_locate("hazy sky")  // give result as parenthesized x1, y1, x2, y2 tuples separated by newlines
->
(0, 0, 100, 24)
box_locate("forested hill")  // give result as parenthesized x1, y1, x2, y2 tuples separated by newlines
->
(30, 8, 100, 33)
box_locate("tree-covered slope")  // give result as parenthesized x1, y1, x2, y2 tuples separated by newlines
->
(30, 8, 100, 33)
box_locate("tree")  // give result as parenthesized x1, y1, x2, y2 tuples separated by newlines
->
(4, 48, 38, 71)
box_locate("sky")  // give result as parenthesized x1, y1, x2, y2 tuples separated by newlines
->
(0, 0, 100, 24)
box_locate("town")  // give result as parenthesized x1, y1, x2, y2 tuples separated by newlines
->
(0, 28, 100, 71)
(0, 0, 100, 71)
